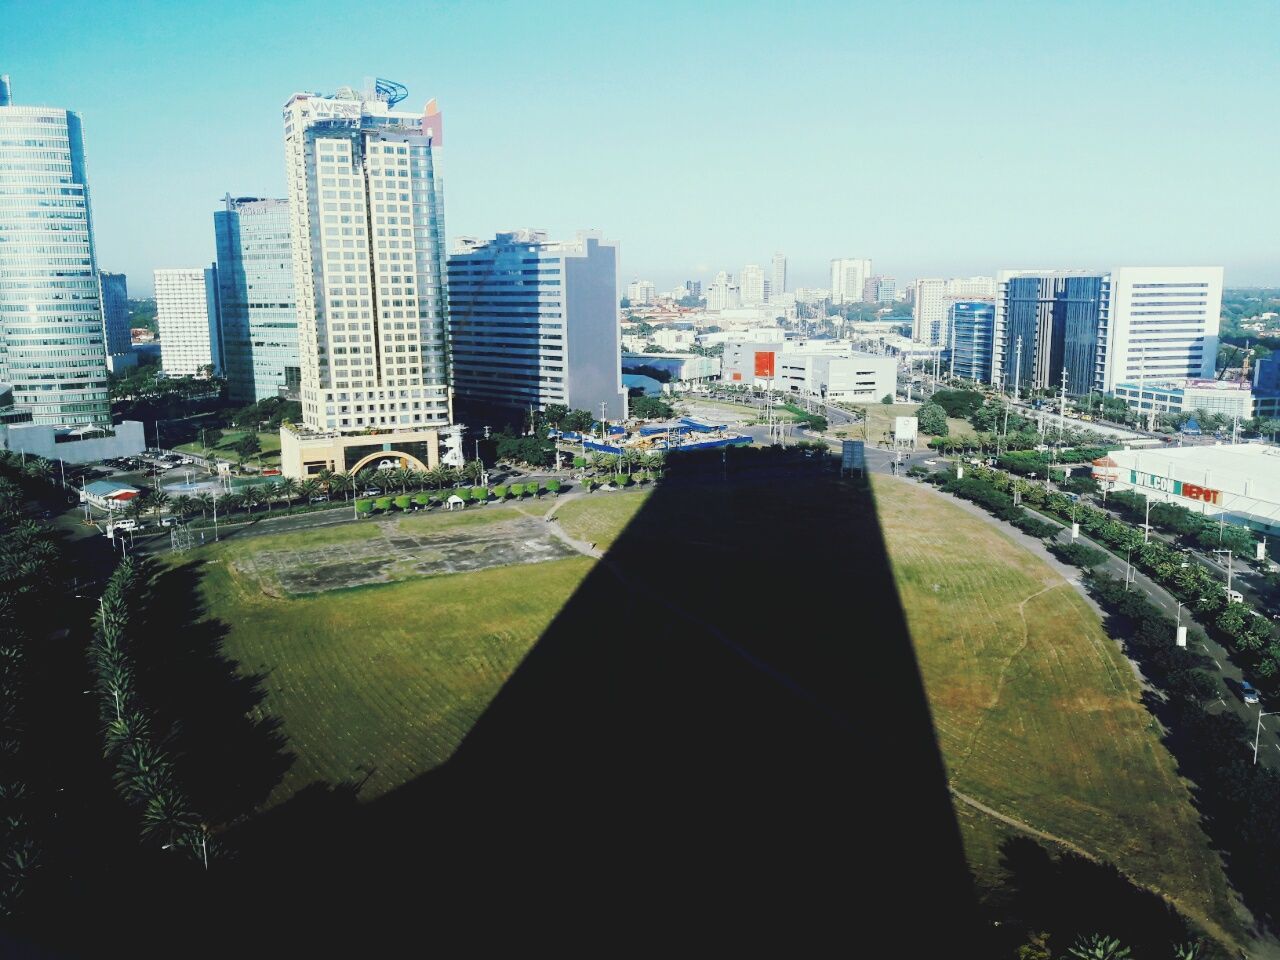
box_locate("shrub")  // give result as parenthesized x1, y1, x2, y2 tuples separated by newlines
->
(374, 497, 392, 512)
(470, 487, 487, 502)
(509, 483, 523, 498)
(528, 482, 542, 498)
(394, 495, 411, 511)
(355, 498, 373, 516)
(494, 485, 508, 499)
(1050, 541, 1109, 568)
(545, 478, 561, 495)
(613, 473, 631, 487)
(414, 493, 430, 507)
(572, 456, 586, 469)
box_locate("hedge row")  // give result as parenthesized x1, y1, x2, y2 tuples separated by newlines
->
(355, 479, 564, 515)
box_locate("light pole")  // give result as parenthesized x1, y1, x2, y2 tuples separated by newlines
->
(1212, 548, 1235, 599)
(1254, 709, 1279, 765)
(1143, 496, 1153, 544)
(1175, 600, 1187, 647)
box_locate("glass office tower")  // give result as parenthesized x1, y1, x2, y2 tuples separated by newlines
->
(214, 196, 298, 402)
(949, 301, 994, 383)
(998, 272, 1107, 397)
(0, 75, 110, 426)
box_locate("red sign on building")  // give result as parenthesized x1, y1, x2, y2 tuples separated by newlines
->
(754, 350, 776, 378)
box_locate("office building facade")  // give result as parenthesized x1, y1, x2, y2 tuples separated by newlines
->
(155, 267, 221, 377)
(98, 272, 131, 355)
(625, 279, 656, 304)
(830, 257, 872, 305)
(448, 229, 626, 420)
(740, 264, 766, 305)
(0, 74, 110, 426)
(1100, 266, 1223, 392)
(214, 195, 299, 402)
(949, 301, 994, 382)
(771, 252, 786, 299)
(280, 81, 459, 478)
(707, 271, 740, 311)
(993, 270, 1106, 397)
(912, 278, 949, 346)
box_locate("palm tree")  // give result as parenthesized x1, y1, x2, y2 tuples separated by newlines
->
(329, 472, 352, 502)
(424, 465, 446, 490)
(149, 490, 170, 523)
(171, 495, 195, 521)
(620, 449, 641, 476)
(462, 459, 483, 485)
(140, 787, 197, 846)
(277, 476, 299, 506)
(195, 493, 214, 519)
(409, 469, 429, 492)
(355, 468, 379, 494)
(1066, 934, 1130, 960)
(260, 481, 281, 512)
(22, 457, 54, 484)
(124, 496, 147, 525)
(297, 479, 321, 504)
(316, 467, 334, 492)
(588, 452, 609, 476)
(242, 485, 264, 515)
(643, 452, 665, 475)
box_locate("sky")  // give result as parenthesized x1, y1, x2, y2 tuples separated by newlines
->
(5, 0, 1279, 294)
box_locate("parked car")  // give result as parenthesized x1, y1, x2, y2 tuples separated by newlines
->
(1241, 680, 1260, 705)
(1228, 589, 1244, 604)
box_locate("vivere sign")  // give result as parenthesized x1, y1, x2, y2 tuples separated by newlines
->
(1129, 470, 1222, 506)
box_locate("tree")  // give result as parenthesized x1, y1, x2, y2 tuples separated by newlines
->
(563, 409, 595, 432)
(1066, 934, 1131, 959)
(917, 402, 949, 437)
(1016, 931, 1052, 960)
(329, 472, 352, 502)
(149, 490, 170, 522)
(233, 433, 261, 463)
(297, 479, 321, 504)
(203, 427, 223, 452)
(277, 476, 299, 505)
(195, 493, 214, 518)
(462, 459, 484, 484)
(241, 486, 263, 515)
(543, 404, 569, 429)
(260, 481, 281, 512)
(881, 394, 894, 405)
(630, 396, 674, 420)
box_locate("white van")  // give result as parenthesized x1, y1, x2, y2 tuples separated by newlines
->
(108, 518, 138, 534)
(1227, 589, 1244, 604)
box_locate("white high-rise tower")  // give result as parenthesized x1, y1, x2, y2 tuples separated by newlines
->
(771, 252, 787, 299)
(279, 79, 460, 477)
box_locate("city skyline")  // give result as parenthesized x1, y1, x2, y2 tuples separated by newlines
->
(6, 0, 1279, 295)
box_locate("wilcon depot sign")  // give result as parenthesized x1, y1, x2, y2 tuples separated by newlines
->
(1130, 470, 1223, 506)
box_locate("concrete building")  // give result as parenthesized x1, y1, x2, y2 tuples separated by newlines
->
(155, 267, 221, 377)
(863, 275, 896, 303)
(685, 279, 702, 299)
(625, 279, 656, 304)
(621, 352, 721, 389)
(912, 278, 950, 346)
(948, 276, 996, 300)
(771, 253, 787, 299)
(830, 258, 872, 305)
(775, 352, 897, 402)
(448, 230, 626, 421)
(0, 74, 111, 426)
(1111, 378, 1253, 419)
(98, 272, 135, 373)
(1100, 266, 1223, 392)
(1092, 443, 1280, 534)
(949, 301, 995, 383)
(706, 271, 740, 311)
(214, 195, 298, 403)
(279, 79, 458, 478)
(740, 264, 766, 305)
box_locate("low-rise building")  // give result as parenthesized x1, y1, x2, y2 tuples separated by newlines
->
(775, 353, 897, 402)
(1092, 443, 1280, 533)
(1111, 379, 1253, 419)
(80, 479, 142, 511)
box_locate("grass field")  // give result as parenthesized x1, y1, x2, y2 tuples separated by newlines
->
(554, 489, 650, 550)
(175, 429, 282, 466)
(192, 513, 594, 805)
(872, 476, 1238, 944)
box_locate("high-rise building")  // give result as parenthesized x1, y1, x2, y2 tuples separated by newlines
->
(707, 272, 740, 311)
(155, 267, 221, 377)
(1100, 267, 1223, 392)
(740, 264, 766, 305)
(771, 253, 787, 298)
(912, 278, 950, 346)
(875, 276, 897, 303)
(947, 276, 996, 300)
(0, 74, 110, 426)
(993, 270, 1107, 396)
(448, 230, 626, 420)
(625, 279, 656, 304)
(830, 258, 872, 305)
(685, 280, 702, 299)
(214, 195, 299, 403)
(98, 272, 136, 371)
(279, 80, 459, 478)
(949, 301, 995, 383)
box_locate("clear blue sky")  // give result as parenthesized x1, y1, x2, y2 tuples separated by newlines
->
(6, 0, 1278, 294)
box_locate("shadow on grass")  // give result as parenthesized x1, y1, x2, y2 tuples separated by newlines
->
(203, 445, 983, 952)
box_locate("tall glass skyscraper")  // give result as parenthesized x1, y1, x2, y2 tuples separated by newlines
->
(996, 272, 1107, 397)
(214, 196, 298, 403)
(98, 271, 131, 354)
(0, 75, 110, 426)
(949, 301, 995, 383)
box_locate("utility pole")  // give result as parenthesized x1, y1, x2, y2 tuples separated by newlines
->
(1058, 367, 1068, 441)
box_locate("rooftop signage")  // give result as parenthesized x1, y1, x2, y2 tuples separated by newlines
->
(1130, 470, 1222, 505)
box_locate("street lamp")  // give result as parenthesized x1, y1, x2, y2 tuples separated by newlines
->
(1254, 709, 1279, 765)
(1212, 548, 1235, 599)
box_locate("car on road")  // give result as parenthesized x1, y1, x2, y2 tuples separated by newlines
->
(1241, 680, 1261, 705)
(923, 459, 937, 466)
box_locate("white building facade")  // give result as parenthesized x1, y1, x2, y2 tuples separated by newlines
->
(155, 267, 220, 377)
(740, 264, 766, 305)
(830, 258, 872, 305)
(0, 75, 111, 426)
(912, 278, 949, 346)
(771, 252, 787, 298)
(706, 271, 740, 311)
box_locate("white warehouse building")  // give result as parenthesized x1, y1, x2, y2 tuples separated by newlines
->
(721, 339, 896, 401)
(1093, 443, 1280, 534)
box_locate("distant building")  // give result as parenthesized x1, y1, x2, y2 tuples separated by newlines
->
(213, 195, 298, 403)
(706, 272, 740, 311)
(949, 301, 995, 383)
(155, 267, 221, 377)
(863, 275, 896, 303)
(775, 353, 897, 403)
(740, 264, 766, 305)
(622, 352, 721, 386)
(771, 253, 787, 298)
(912, 278, 950, 346)
(830, 258, 872, 305)
(1111, 378, 1252, 419)
(625, 279, 656, 305)
(448, 230, 627, 420)
(685, 279, 702, 299)
(99, 272, 137, 373)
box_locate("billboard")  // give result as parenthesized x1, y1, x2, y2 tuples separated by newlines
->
(842, 440, 864, 471)
(893, 416, 918, 444)
(754, 350, 776, 378)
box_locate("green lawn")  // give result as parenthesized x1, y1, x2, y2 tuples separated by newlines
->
(192, 518, 593, 806)
(873, 476, 1239, 947)
(554, 489, 650, 550)
(175, 429, 282, 467)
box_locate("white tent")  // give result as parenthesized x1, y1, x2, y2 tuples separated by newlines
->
(446, 494, 466, 511)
